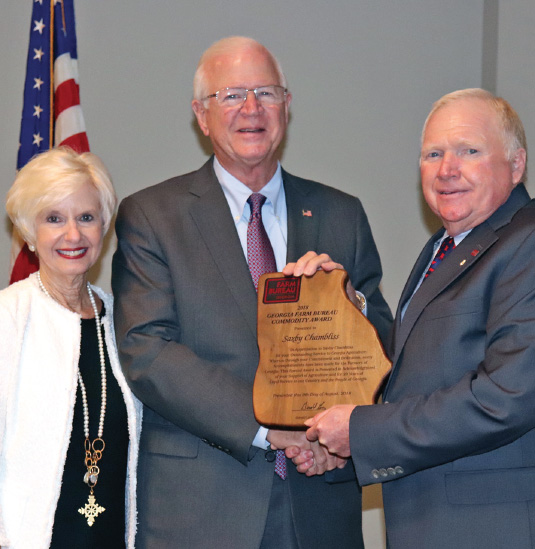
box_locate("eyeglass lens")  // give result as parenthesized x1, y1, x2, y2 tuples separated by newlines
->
(217, 86, 286, 106)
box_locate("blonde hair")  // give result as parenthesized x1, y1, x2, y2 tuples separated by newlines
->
(6, 147, 117, 246)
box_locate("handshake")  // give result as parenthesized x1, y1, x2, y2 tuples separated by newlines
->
(267, 404, 356, 476)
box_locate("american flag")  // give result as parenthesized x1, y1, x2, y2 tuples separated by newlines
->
(10, 0, 89, 284)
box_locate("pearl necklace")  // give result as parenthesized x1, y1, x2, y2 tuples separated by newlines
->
(36, 271, 107, 526)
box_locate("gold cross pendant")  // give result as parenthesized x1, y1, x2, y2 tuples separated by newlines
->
(78, 493, 106, 526)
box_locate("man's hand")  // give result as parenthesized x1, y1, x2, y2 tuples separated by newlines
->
(286, 440, 348, 476)
(282, 251, 343, 277)
(305, 405, 357, 458)
(282, 251, 361, 307)
(267, 429, 309, 452)
(267, 429, 345, 476)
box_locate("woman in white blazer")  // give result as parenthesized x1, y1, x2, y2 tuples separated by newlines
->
(0, 148, 142, 549)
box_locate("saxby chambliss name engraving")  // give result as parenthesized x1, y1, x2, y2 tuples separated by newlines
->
(253, 270, 391, 427)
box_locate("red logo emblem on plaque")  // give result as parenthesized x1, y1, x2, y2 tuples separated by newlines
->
(263, 277, 301, 304)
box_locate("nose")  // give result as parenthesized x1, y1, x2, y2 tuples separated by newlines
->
(240, 89, 262, 114)
(65, 220, 81, 242)
(437, 151, 460, 179)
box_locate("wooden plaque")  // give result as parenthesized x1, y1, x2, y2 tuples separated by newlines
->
(253, 270, 391, 427)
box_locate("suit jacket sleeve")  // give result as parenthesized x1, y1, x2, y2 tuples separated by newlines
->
(112, 194, 261, 466)
(350, 207, 535, 485)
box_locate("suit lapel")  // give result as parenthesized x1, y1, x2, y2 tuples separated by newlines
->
(390, 183, 531, 371)
(396, 233, 441, 320)
(283, 171, 321, 261)
(388, 232, 440, 359)
(188, 161, 258, 337)
(397, 225, 497, 354)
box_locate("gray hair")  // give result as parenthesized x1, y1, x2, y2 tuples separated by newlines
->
(193, 36, 287, 102)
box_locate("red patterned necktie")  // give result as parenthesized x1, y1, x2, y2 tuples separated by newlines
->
(247, 193, 286, 480)
(424, 236, 455, 279)
(247, 193, 277, 290)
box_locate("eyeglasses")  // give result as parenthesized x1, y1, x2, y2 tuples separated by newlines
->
(203, 85, 288, 107)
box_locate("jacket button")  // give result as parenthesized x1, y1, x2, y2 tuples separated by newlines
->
(395, 466, 404, 475)
(379, 468, 388, 477)
(372, 469, 380, 479)
(387, 467, 396, 476)
(265, 450, 276, 462)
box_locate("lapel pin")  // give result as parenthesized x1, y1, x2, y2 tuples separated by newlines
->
(460, 259, 467, 266)
(471, 249, 479, 257)
(302, 209, 312, 217)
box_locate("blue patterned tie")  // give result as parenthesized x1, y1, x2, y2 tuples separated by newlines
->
(424, 236, 455, 279)
(247, 193, 287, 480)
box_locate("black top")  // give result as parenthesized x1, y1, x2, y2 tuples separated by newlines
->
(50, 304, 129, 548)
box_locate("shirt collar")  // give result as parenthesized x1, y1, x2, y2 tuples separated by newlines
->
(213, 156, 284, 223)
(447, 229, 471, 247)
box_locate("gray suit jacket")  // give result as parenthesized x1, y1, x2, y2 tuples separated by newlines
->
(350, 184, 535, 549)
(112, 159, 392, 549)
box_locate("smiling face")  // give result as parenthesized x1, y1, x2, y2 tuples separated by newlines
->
(34, 181, 104, 285)
(420, 97, 526, 236)
(192, 44, 291, 188)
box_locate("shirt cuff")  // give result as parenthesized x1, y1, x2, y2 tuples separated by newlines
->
(252, 426, 270, 449)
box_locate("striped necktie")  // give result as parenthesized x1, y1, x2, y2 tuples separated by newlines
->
(424, 236, 455, 279)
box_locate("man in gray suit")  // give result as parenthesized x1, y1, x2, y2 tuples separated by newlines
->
(112, 36, 392, 548)
(298, 88, 535, 548)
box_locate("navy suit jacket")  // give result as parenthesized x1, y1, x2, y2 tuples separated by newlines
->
(351, 184, 535, 548)
(112, 159, 392, 549)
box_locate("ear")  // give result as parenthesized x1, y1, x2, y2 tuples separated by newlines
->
(192, 100, 210, 136)
(284, 92, 292, 123)
(511, 148, 527, 185)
